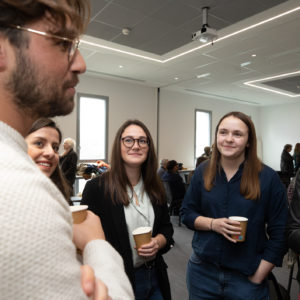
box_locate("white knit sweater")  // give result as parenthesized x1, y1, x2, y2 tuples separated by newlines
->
(0, 121, 133, 299)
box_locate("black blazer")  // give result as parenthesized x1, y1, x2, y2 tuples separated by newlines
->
(81, 175, 174, 300)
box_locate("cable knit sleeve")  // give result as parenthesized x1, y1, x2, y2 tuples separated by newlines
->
(83, 240, 134, 299)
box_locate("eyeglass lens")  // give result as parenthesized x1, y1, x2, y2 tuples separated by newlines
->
(122, 137, 148, 148)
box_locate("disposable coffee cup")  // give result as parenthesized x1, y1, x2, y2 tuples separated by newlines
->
(229, 216, 248, 242)
(70, 205, 88, 224)
(132, 226, 152, 249)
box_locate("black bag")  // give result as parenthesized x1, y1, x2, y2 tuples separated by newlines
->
(268, 272, 290, 300)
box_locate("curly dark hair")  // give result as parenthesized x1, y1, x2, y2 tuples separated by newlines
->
(0, 0, 90, 47)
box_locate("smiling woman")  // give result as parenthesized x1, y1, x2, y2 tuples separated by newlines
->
(25, 118, 71, 201)
(81, 119, 174, 300)
(181, 111, 288, 300)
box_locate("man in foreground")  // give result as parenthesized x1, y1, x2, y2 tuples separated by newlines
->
(0, 1, 133, 299)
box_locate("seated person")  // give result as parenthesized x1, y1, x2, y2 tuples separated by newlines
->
(201, 146, 211, 158)
(157, 158, 168, 179)
(162, 160, 186, 215)
(187, 156, 209, 184)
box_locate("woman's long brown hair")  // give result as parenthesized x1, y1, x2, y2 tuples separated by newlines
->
(27, 118, 71, 202)
(204, 111, 262, 200)
(103, 119, 165, 206)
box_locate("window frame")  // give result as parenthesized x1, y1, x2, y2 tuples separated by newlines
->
(76, 93, 109, 163)
(194, 109, 212, 164)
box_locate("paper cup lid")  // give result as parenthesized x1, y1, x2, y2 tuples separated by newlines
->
(229, 216, 248, 221)
(132, 226, 152, 235)
(70, 205, 88, 213)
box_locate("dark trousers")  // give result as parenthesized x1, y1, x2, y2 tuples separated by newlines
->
(134, 265, 164, 300)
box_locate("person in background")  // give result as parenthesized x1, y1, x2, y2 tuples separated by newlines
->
(294, 143, 300, 174)
(281, 144, 294, 179)
(26, 118, 71, 201)
(60, 137, 78, 194)
(81, 119, 174, 300)
(187, 156, 209, 185)
(201, 146, 211, 158)
(182, 111, 288, 300)
(157, 158, 168, 179)
(287, 168, 300, 300)
(0, 1, 133, 299)
(162, 160, 186, 216)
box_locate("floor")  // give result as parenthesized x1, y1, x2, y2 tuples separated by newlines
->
(164, 216, 298, 300)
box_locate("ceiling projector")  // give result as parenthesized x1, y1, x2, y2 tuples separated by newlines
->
(192, 25, 218, 43)
(192, 7, 218, 43)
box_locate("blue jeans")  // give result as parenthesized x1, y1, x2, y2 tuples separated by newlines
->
(187, 253, 269, 300)
(134, 265, 164, 300)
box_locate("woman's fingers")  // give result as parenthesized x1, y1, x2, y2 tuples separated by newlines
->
(212, 218, 242, 243)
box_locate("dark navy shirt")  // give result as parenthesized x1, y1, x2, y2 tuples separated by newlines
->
(181, 161, 288, 276)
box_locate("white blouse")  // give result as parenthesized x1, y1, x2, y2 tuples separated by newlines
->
(124, 177, 155, 267)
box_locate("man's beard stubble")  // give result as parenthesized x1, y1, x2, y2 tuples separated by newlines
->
(6, 48, 75, 119)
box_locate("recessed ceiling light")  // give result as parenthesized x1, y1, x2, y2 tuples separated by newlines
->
(196, 73, 210, 78)
(251, 54, 257, 57)
(174, 77, 179, 80)
(119, 65, 123, 68)
(240, 61, 251, 67)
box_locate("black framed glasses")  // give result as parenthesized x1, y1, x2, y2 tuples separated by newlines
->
(8, 24, 80, 62)
(121, 136, 149, 148)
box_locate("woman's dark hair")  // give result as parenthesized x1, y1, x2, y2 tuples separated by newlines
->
(204, 111, 262, 200)
(294, 143, 300, 155)
(284, 144, 292, 151)
(103, 119, 165, 206)
(166, 160, 178, 172)
(27, 118, 71, 202)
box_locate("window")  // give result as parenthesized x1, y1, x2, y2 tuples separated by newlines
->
(77, 94, 108, 161)
(195, 110, 211, 163)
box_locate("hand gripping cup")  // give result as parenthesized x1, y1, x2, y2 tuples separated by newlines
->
(132, 226, 152, 249)
(229, 216, 248, 242)
(70, 205, 88, 224)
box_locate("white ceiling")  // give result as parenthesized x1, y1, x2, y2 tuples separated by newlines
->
(79, 0, 300, 106)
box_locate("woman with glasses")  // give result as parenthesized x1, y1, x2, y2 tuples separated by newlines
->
(182, 111, 288, 300)
(81, 119, 174, 300)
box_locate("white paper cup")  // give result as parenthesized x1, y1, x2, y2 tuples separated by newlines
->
(70, 205, 88, 224)
(229, 216, 248, 242)
(132, 226, 152, 249)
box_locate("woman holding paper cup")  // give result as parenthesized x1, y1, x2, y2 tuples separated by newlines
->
(182, 111, 288, 299)
(81, 119, 174, 300)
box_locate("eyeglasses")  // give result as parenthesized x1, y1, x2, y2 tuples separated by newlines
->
(121, 136, 149, 148)
(8, 24, 80, 62)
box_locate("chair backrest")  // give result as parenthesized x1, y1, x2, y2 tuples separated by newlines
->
(162, 181, 172, 206)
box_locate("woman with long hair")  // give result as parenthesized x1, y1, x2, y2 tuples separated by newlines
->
(26, 118, 71, 201)
(81, 119, 174, 300)
(182, 111, 288, 299)
(60, 137, 78, 193)
(294, 143, 300, 174)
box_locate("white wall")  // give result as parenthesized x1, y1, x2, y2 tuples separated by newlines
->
(56, 75, 298, 171)
(55, 74, 157, 161)
(260, 102, 300, 170)
(158, 89, 260, 169)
